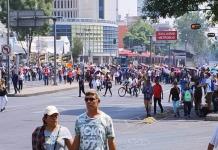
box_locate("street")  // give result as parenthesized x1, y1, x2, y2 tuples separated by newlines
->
(0, 83, 216, 150)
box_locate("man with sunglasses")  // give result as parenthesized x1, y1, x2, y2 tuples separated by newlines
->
(72, 89, 116, 150)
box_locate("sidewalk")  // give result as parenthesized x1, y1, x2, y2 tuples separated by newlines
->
(8, 82, 80, 97)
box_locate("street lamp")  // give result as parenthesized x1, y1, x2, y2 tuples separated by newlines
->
(6, 0, 10, 92)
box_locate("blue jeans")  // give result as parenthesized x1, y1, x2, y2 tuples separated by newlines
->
(172, 100, 179, 113)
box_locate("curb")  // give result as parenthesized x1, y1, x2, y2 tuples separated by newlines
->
(205, 113, 218, 121)
(7, 86, 78, 97)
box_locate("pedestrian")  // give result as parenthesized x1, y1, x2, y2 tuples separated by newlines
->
(168, 81, 180, 117)
(103, 75, 112, 97)
(193, 81, 203, 116)
(32, 105, 73, 150)
(12, 71, 20, 94)
(208, 125, 218, 150)
(205, 73, 214, 111)
(212, 89, 218, 113)
(153, 78, 164, 115)
(0, 79, 8, 112)
(72, 89, 116, 150)
(142, 79, 153, 117)
(182, 83, 193, 118)
(18, 71, 24, 91)
(78, 76, 85, 97)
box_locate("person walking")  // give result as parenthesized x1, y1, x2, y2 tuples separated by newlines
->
(78, 76, 85, 97)
(12, 71, 20, 94)
(72, 89, 116, 150)
(103, 75, 112, 97)
(182, 83, 193, 118)
(18, 71, 24, 91)
(212, 89, 218, 113)
(32, 105, 73, 150)
(193, 81, 203, 116)
(142, 79, 153, 117)
(0, 79, 8, 112)
(153, 78, 164, 115)
(168, 81, 180, 117)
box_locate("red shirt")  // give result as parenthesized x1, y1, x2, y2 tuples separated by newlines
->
(153, 84, 162, 98)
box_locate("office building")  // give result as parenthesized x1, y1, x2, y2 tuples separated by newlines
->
(52, 0, 118, 64)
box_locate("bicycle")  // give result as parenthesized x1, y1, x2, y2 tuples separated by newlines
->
(118, 81, 139, 97)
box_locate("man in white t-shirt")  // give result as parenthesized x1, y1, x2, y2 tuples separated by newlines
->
(208, 126, 218, 150)
(72, 89, 116, 150)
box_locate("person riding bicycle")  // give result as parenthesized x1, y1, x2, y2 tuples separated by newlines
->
(130, 76, 139, 96)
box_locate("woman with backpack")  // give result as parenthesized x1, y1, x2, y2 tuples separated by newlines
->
(182, 83, 193, 118)
(142, 79, 153, 117)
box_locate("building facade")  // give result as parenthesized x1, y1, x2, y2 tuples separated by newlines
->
(52, 0, 118, 64)
(137, 0, 146, 17)
(53, 0, 118, 22)
(54, 19, 118, 64)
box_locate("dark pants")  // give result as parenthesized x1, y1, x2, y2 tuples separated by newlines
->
(79, 86, 85, 97)
(13, 82, 19, 94)
(44, 76, 48, 85)
(184, 101, 192, 116)
(18, 80, 23, 90)
(212, 99, 218, 112)
(153, 97, 163, 114)
(104, 87, 112, 96)
(194, 95, 202, 115)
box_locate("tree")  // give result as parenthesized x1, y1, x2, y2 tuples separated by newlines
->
(142, 0, 218, 22)
(71, 37, 83, 63)
(175, 12, 209, 54)
(123, 20, 154, 51)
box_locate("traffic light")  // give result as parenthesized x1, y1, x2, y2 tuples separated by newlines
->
(207, 33, 215, 37)
(191, 24, 201, 30)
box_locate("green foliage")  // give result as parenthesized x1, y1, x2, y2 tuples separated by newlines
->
(71, 37, 83, 63)
(142, 0, 218, 22)
(123, 20, 154, 50)
(175, 12, 208, 54)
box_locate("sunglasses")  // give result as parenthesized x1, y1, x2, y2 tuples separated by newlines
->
(85, 97, 96, 102)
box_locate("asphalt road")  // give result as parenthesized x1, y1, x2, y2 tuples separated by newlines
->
(0, 83, 217, 150)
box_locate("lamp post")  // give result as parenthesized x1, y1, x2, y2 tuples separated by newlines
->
(53, 18, 57, 85)
(184, 33, 188, 66)
(149, 35, 152, 66)
(6, 0, 10, 92)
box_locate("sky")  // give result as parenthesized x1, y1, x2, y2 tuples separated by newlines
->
(118, 0, 137, 18)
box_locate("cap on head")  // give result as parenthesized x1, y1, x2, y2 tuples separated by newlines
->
(44, 105, 59, 116)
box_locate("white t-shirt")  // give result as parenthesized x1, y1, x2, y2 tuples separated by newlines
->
(75, 111, 115, 150)
(206, 78, 212, 93)
(44, 126, 72, 150)
(210, 126, 218, 148)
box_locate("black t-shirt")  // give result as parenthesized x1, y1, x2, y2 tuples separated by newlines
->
(170, 87, 180, 101)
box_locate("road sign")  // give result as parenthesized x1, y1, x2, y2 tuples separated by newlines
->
(207, 33, 215, 37)
(156, 31, 177, 40)
(1, 45, 11, 55)
(10, 10, 47, 27)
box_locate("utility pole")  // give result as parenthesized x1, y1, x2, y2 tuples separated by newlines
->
(7, 0, 10, 92)
(149, 35, 152, 66)
(53, 18, 57, 85)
